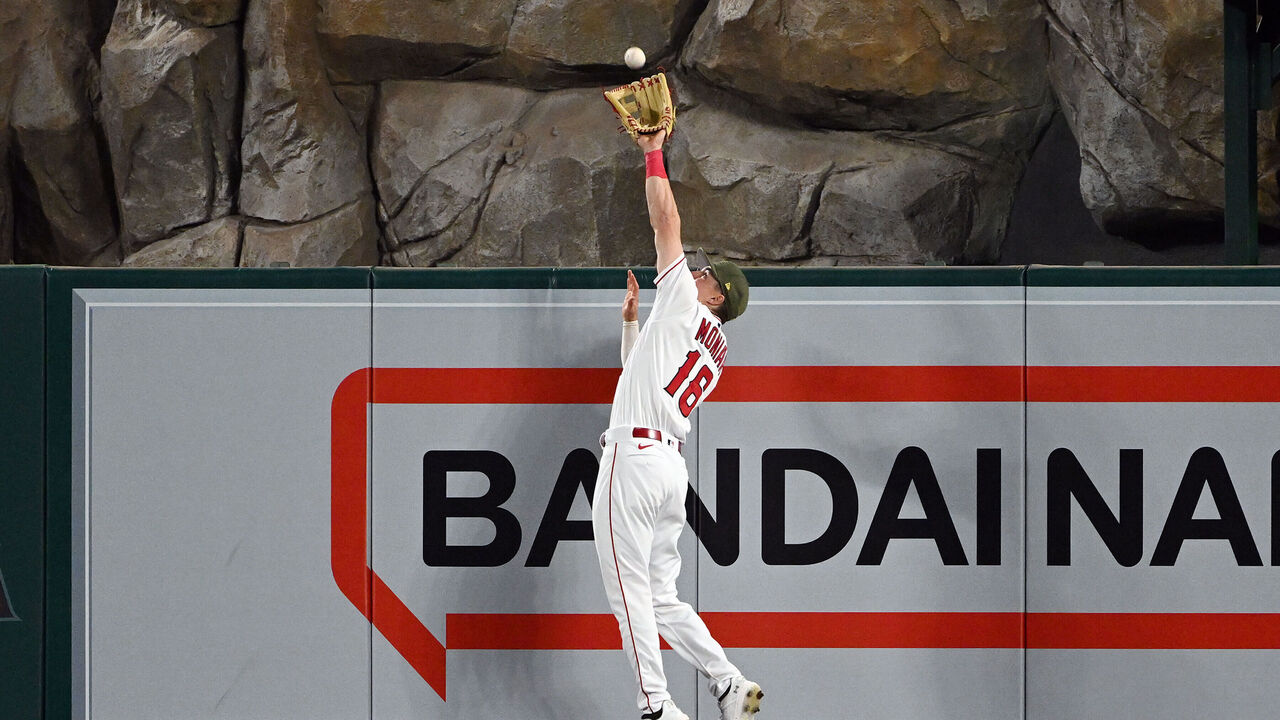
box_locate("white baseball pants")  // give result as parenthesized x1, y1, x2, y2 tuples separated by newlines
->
(592, 434, 739, 713)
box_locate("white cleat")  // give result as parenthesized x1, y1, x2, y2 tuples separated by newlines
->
(718, 676, 764, 719)
(641, 699, 690, 720)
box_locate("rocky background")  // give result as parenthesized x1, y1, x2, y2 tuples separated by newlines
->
(0, 0, 1274, 268)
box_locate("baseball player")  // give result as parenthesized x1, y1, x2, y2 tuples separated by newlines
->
(592, 127, 762, 720)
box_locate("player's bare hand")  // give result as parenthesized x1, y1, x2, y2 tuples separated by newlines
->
(635, 130, 667, 154)
(622, 269, 639, 322)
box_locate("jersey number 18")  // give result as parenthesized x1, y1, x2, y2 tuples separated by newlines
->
(664, 350, 714, 417)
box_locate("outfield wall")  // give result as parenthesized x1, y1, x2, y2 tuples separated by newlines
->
(4, 265, 1280, 719)
(0, 267, 45, 719)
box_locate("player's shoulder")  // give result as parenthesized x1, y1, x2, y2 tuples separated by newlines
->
(653, 256, 687, 288)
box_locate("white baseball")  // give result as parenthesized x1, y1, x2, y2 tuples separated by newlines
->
(624, 47, 646, 70)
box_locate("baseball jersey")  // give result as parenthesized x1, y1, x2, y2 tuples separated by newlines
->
(609, 257, 729, 440)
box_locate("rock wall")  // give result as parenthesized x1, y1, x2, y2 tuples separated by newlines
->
(1046, 0, 1279, 240)
(0, 0, 1271, 267)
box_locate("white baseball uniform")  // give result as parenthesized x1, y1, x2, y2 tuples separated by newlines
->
(593, 256, 740, 715)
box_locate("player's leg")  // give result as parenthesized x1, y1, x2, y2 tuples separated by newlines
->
(647, 459, 740, 692)
(592, 443, 672, 714)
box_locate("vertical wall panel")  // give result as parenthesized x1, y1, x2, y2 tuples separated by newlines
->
(695, 275, 1027, 720)
(48, 269, 373, 720)
(0, 267, 46, 718)
(368, 269, 698, 719)
(1026, 267, 1280, 719)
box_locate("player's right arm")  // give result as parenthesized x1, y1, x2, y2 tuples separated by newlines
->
(635, 130, 682, 272)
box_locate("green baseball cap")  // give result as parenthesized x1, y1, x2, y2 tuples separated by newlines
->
(694, 248, 749, 322)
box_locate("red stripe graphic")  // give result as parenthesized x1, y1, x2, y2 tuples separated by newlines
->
(369, 365, 1027, 405)
(1027, 613, 1280, 649)
(372, 367, 621, 405)
(716, 365, 1024, 402)
(331, 365, 1280, 701)
(447, 612, 1024, 650)
(372, 574, 446, 694)
(1028, 365, 1280, 402)
(330, 370, 370, 616)
(440, 612, 1280, 650)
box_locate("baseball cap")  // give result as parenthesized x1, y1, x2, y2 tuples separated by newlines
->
(693, 248, 749, 322)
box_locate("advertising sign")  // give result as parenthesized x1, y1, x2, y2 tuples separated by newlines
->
(43, 265, 1280, 719)
(1026, 268, 1280, 719)
(363, 268, 1025, 719)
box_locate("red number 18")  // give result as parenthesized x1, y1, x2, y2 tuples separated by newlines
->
(664, 350, 713, 417)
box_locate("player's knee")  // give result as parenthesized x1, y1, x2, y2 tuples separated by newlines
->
(652, 596, 690, 615)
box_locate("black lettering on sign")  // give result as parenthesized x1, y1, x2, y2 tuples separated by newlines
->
(687, 449, 741, 566)
(1046, 449, 1143, 567)
(526, 449, 599, 567)
(976, 449, 1002, 566)
(1151, 447, 1261, 566)
(761, 449, 857, 565)
(857, 447, 967, 566)
(1274, 451, 1280, 567)
(423, 450, 522, 567)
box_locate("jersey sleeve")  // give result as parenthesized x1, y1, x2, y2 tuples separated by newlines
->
(649, 256, 696, 322)
(620, 320, 639, 365)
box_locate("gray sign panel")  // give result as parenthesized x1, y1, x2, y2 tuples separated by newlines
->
(1027, 283, 1280, 719)
(370, 289, 700, 718)
(72, 288, 373, 719)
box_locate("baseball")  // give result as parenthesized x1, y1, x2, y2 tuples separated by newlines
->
(624, 47, 646, 70)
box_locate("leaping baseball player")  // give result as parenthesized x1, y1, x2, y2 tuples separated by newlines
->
(593, 75, 762, 720)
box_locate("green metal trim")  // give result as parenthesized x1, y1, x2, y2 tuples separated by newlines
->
(376, 266, 621, 289)
(1028, 265, 1280, 286)
(731, 266, 1024, 287)
(45, 271, 72, 720)
(374, 265, 1025, 289)
(1224, 0, 1260, 265)
(0, 267, 46, 719)
(47, 266, 372, 290)
(1258, 42, 1276, 110)
(42, 267, 373, 718)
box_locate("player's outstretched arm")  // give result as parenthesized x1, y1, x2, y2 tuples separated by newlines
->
(636, 130, 682, 271)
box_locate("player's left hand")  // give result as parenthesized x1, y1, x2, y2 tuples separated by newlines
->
(623, 269, 639, 322)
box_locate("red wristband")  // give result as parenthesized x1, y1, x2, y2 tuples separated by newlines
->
(645, 149, 667, 179)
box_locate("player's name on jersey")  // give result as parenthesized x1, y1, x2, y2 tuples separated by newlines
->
(420, 445, 1280, 569)
(694, 318, 727, 370)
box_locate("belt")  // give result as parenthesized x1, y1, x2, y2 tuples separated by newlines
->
(599, 426, 684, 453)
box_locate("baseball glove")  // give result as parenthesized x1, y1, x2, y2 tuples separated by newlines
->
(603, 72, 675, 140)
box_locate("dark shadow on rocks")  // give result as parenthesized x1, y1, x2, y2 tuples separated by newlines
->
(11, 150, 55, 265)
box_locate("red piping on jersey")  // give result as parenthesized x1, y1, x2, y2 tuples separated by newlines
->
(655, 258, 683, 286)
(608, 444, 653, 712)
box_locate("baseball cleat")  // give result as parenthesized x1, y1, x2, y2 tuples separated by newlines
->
(640, 699, 690, 720)
(718, 676, 763, 719)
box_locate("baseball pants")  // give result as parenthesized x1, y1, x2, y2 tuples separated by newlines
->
(592, 433, 739, 713)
